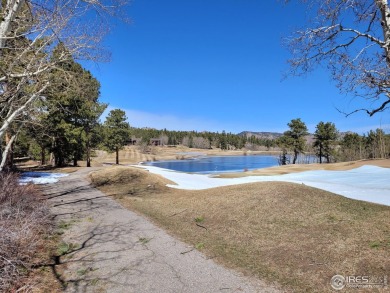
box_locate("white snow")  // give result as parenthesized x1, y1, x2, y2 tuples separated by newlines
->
(20, 172, 69, 185)
(137, 165, 390, 206)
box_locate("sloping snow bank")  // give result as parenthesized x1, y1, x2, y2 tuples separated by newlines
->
(20, 172, 69, 185)
(138, 165, 390, 206)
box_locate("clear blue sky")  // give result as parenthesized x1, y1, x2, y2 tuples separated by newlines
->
(87, 0, 389, 134)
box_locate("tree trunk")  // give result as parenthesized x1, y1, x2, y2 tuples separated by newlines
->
(51, 136, 56, 166)
(0, 85, 49, 141)
(376, 0, 390, 65)
(0, 132, 16, 171)
(40, 146, 45, 165)
(116, 147, 119, 165)
(0, 0, 24, 49)
(280, 149, 288, 165)
(292, 151, 298, 164)
(55, 153, 64, 167)
(73, 156, 77, 167)
(86, 138, 91, 167)
(4, 132, 14, 169)
(319, 145, 323, 164)
(379, 131, 386, 158)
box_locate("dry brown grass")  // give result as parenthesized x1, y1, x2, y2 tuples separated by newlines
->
(91, 166, 390, 293)
(90, 165, 175, 198)
(0, 173, 61, 292)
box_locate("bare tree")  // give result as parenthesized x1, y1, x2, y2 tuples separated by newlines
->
(0, 0, 128, 171)
(286, 0, 390, 116)
(159, 134, 169, 145)
(192, 136, 211, 149)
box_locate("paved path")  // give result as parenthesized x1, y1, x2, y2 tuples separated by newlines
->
(44, 168, 279, 293)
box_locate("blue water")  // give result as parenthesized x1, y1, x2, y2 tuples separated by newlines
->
(144, 155, 279, 174)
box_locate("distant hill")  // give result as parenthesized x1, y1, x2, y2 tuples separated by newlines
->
(238, 131, 283, 140)
(239, 131, 319, 144)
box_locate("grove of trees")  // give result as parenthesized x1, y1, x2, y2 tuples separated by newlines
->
(130, 127, 277, 151)
(0, 0, 128, 171)
(278, 118, 389, 164)
(4, 109, 390, 168)
(0, 49, 108, 169)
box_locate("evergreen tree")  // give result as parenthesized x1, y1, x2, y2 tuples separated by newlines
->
(220, 131, 228, 150)
(276, 135, 292, 165)
(282, 118, 308, 164)
(341, 132, 363, 161)
(103, 109, 130, 164)
(313, 122, 338, 163)
(43, 45, 104, 166)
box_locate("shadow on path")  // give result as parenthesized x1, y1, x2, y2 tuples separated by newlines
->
(43, 168, 279, 293)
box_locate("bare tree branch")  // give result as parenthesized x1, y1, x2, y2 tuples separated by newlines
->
(0, 0, 129, 163)
(286, 0, 390, 116)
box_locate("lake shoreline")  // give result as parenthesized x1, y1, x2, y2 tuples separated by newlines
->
(141, 154, 281, 174)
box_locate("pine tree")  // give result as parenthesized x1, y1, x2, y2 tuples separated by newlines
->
(42, 45, 105, 166)
(313, 122, 338, 163)
(103, 109, 131, 164)
(282, 118, 308, 164)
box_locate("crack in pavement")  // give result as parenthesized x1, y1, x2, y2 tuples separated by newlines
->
(43, 167, 280, 293)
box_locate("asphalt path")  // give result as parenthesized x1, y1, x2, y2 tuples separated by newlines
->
(44, 167, 279, 293)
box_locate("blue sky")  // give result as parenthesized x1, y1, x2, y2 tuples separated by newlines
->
(87, 0, 389, 134)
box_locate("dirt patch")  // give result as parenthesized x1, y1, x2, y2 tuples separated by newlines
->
(91, 167, 390, 292)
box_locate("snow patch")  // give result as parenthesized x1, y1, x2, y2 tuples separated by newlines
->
(20, 172, 69, 185)
(137, 165, 390, 206)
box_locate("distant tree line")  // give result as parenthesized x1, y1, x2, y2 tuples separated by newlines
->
(130, 128, 277, 151)
(5, 97, 389, 168)
(10, 111, 277, 167)
(277, 118, 390, 165)
(4, 80, 385, 166)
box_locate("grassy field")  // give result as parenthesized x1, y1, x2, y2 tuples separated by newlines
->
(90, 165, 390, 292)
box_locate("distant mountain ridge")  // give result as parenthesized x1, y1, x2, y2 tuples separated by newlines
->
(238, 131, 283, 140)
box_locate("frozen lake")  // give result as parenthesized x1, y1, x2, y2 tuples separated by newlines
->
(143, 155, 279, 174)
